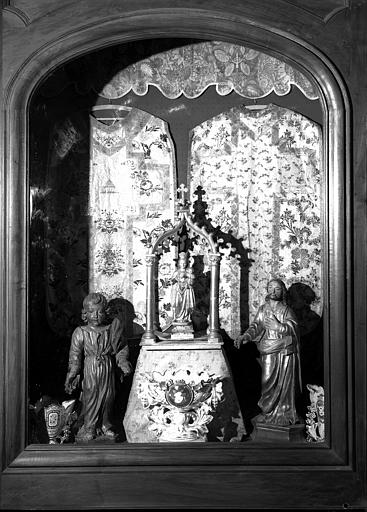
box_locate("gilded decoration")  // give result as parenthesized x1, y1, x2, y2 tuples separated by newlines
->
(43, 400, 77, 444)
(123, 344, 246, 443)
(136, 368, 223, 442)
(305, 384, 325, 442)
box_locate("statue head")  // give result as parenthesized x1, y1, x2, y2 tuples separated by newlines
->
(266, 279, 287, 304)
(82, 292, 108, 326)
(177, 268, 188, 289)
(177, 252, 188, 270)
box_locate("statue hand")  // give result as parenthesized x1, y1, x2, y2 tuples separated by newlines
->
(234, 333, 250, 349)
(234, 336, 242, 349)
(65, 373, 80, 394)
(118, 360, 132, 377)
(264, 313, 282, 331)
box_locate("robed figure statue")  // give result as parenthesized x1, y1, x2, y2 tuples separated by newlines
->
(234, 279, 301, 426)
(170, 252, 196, 335)
(65, 293, 131, 442)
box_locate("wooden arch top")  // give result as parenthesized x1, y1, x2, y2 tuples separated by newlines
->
(1, 2, 360, 510)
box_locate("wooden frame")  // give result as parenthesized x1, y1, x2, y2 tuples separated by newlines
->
(1, 5, 365, 509)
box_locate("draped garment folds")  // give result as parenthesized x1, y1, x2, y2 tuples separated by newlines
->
(246, 301, 301, 425)
(67, 318, 124, 431)
(171, 279, 196, 324)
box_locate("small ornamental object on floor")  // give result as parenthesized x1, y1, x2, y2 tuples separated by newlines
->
(305, 384, 325, 442)
(44, 399, 77, 444)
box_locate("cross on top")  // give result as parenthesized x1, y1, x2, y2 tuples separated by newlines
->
(194, 186, 206, 202)
(177, 184, 188, 206)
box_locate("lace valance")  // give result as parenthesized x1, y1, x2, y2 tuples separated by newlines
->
(100, 41, 318, 100)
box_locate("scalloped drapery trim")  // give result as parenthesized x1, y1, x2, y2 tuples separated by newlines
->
(100, 41, 318, 100)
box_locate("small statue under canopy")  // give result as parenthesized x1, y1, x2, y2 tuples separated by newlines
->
(170, 251, 196, 338)
(123, 184, 246, 442)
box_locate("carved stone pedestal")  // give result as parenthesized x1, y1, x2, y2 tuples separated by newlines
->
(123, 340, 246, 442)
(252, 421, 306, 442)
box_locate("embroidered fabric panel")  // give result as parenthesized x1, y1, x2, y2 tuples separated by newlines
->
(89, 110, 176, 329)
(189, 104, 322, 339)
(100, 41, 318, 101)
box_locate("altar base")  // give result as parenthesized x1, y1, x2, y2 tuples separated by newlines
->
(252, 421, 306, 442)
(123, 340, 246, 443)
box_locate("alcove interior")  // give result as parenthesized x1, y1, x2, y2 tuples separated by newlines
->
(28, 37, 324, 444)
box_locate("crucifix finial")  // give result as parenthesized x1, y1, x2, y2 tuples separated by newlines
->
(194, 185, 206, 202)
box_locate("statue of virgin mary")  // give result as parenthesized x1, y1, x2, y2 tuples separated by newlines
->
(171, 252, 196, 334)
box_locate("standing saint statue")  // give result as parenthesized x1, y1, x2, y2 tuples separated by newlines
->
(170, 252, 196, 336)
(65, 292, 132, 442)
(234, 279, 302, 426)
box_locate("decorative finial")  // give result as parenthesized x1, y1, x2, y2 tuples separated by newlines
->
(194, 186, 206, 201)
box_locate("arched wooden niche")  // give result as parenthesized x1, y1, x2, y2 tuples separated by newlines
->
(1, 6, 353, 510)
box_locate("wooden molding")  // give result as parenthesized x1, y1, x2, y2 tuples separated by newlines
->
(1, 4, 364, 510)
(2, 5, 31, 27)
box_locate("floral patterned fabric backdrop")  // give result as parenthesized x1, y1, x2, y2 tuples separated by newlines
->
(89, 109, 177, 329)
(100, 41, 318, 101)
(189, 104, 322, 339)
